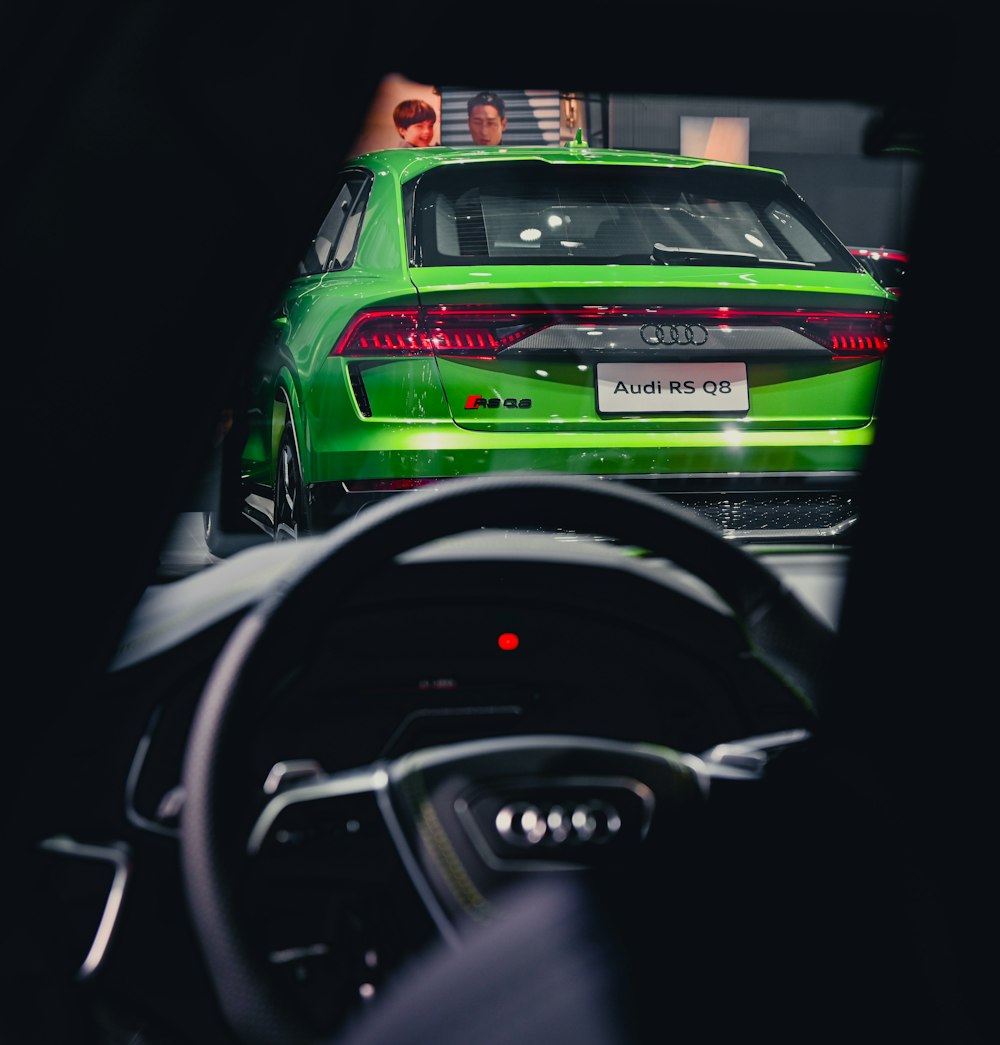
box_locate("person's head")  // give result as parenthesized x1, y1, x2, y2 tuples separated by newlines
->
(393, 98, 437, 148)
(467, 90, 507, 146)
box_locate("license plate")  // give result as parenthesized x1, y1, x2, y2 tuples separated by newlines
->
(596, 362, 749, 414)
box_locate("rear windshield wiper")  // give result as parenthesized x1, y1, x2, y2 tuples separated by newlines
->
(650, 243, 818, 269)
(651, 243, 759, 265)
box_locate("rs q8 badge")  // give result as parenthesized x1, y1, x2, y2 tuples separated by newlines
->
(595, 362, 749, 414)
(465, 396, 532, 409)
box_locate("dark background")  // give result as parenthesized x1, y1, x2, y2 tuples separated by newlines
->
(608, 93, 917, 247)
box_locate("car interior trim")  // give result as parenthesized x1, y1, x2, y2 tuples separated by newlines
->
(36, 836, 131, 981)
(246, 762, 464, 948)
(124, 706, 180, 839)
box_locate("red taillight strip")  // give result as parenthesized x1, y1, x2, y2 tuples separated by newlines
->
(334, 309, 422, 356)
(830, 334, 884, 352)
(331, 305, 891, 358)
(332, 307, 557, 357)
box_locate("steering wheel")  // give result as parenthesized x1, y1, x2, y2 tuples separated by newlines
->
(180, 474, 836, 1045)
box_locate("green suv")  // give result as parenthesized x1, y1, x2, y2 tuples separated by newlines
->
(239, 142, 893, 541)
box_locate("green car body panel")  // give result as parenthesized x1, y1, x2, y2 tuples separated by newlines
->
(240, 146, 893, 538)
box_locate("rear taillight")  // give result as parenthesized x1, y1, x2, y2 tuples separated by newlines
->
(331, 305, 891, 359)
(789, 312, 891, 358)
(332, 308, 555, 358)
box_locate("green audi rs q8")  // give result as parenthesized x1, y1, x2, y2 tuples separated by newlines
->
(239, 142, 893, 542)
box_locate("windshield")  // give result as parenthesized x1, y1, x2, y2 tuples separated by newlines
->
(412, 160, 851, 268)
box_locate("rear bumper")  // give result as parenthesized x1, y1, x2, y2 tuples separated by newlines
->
(322, 470, 862, 544)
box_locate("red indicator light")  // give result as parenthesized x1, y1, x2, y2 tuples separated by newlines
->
(497, 632, 519, 651)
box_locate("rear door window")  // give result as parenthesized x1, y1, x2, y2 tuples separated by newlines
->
(299, 170, 373, 275)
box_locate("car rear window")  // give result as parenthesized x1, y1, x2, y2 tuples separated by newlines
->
(411, 160, 853, 270)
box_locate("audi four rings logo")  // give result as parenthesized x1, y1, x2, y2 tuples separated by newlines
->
(640, 322, 710, 346)
(495, 799, 622, 848)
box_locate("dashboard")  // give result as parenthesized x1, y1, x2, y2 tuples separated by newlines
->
(36, 526, 848, 1040)
(120, 530, 844, 830)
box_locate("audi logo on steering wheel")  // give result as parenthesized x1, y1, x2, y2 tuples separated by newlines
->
(495, 799, 622, 848)
(640, 322, 710, 346)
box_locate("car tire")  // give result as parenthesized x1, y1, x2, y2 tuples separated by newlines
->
(274, 422, 306, 541)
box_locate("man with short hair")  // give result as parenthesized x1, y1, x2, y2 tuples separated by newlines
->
(467, 90, 507, 146)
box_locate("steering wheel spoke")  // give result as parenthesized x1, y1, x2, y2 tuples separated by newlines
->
(384, 735, 700, 921)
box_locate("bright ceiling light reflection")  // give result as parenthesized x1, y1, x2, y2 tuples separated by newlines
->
(520, 228, 542, 242)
